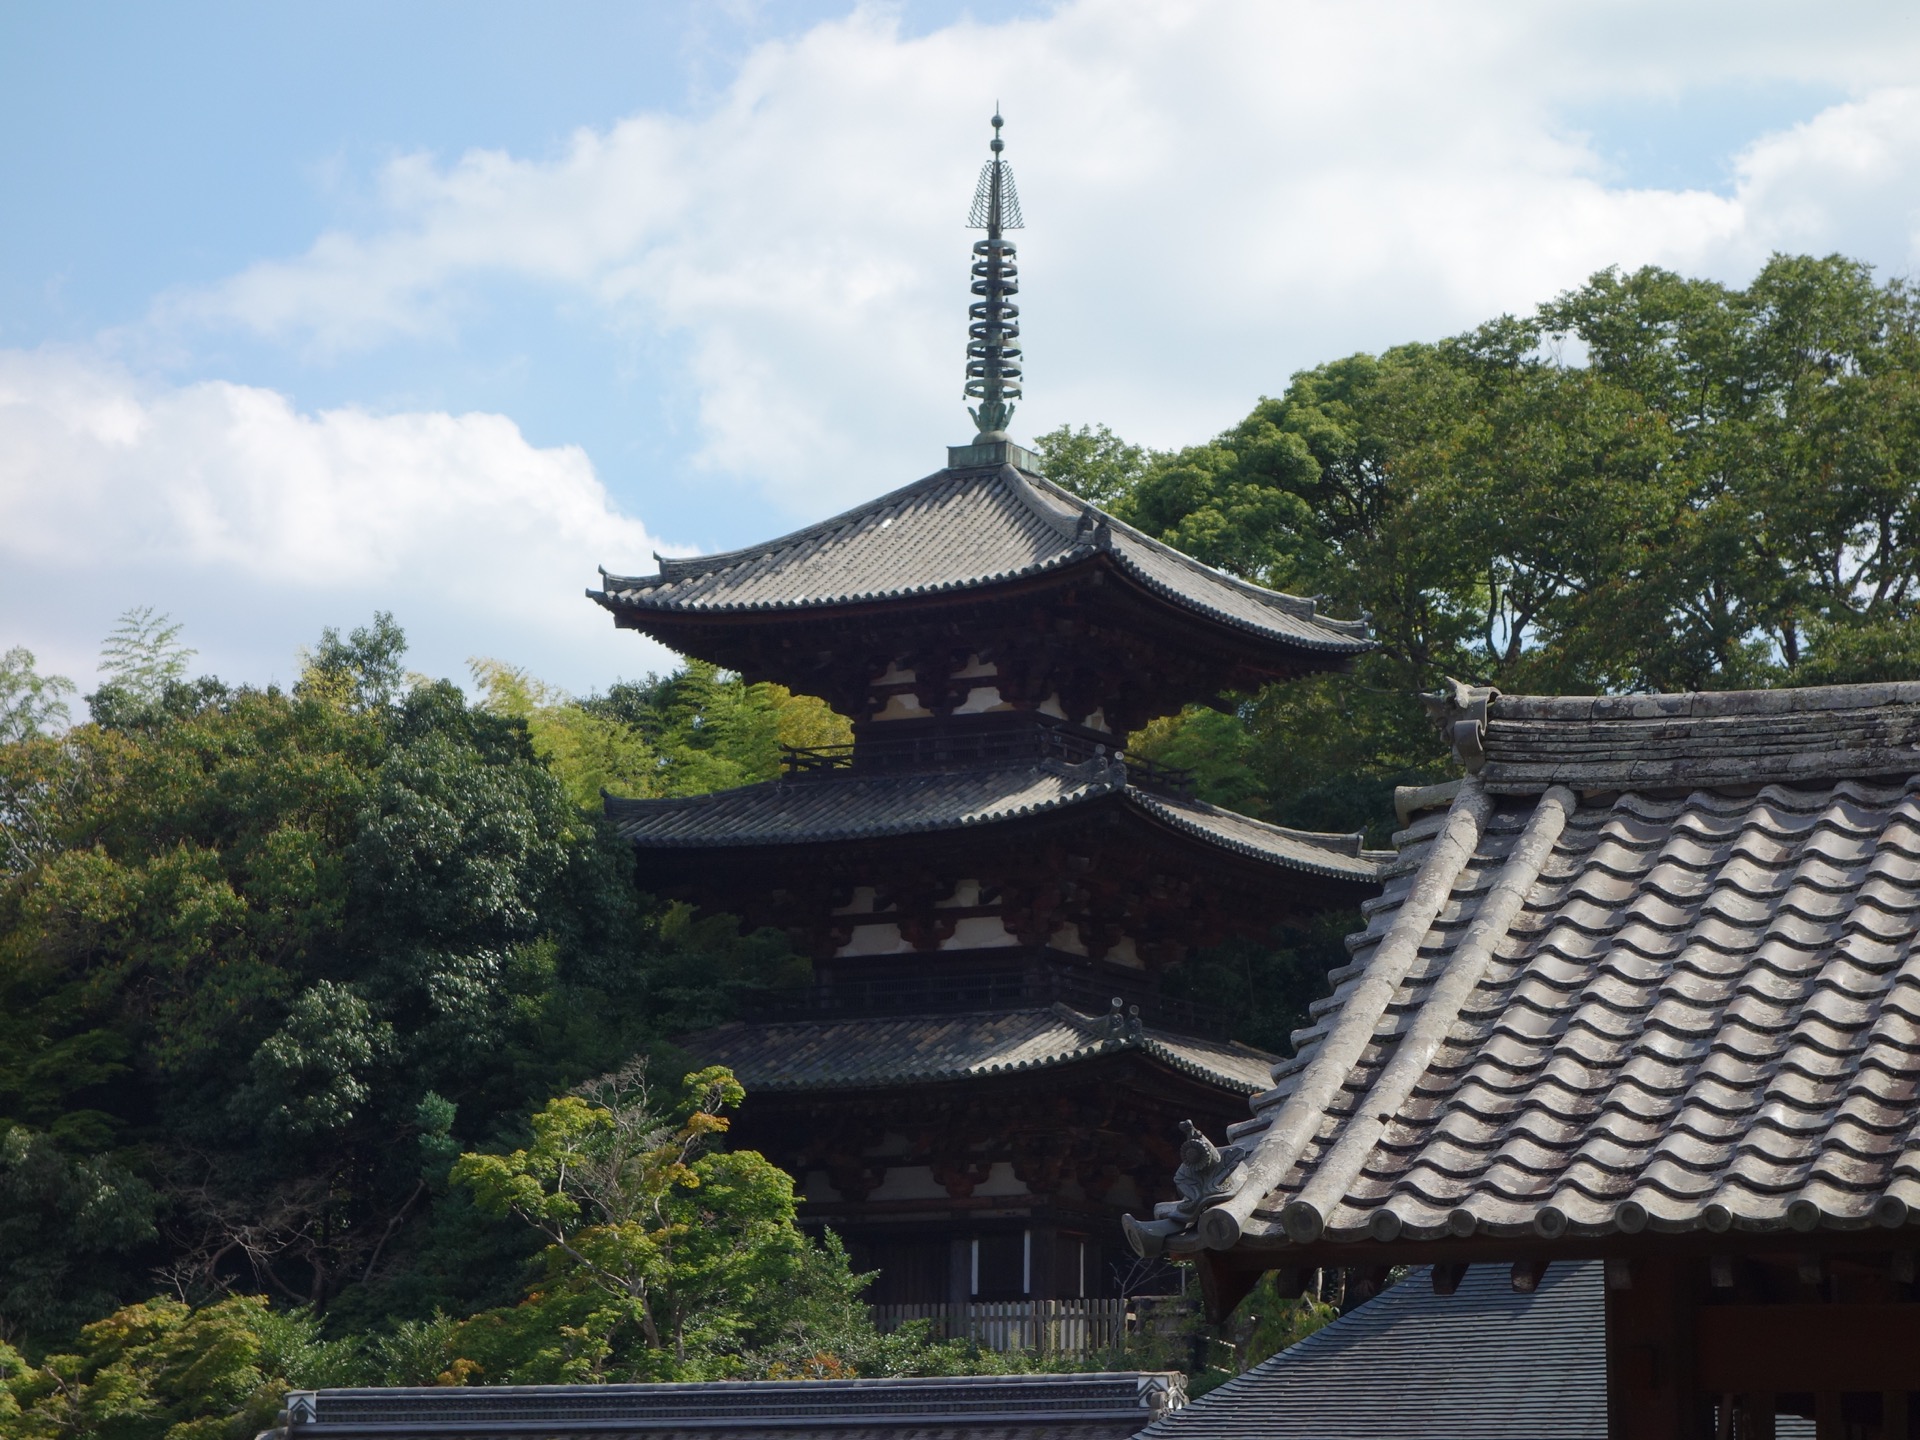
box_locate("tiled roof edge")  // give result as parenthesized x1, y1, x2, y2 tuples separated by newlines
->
(1019, 472, 1371, 648)
(603, 756, 1127, 845)
(686, 1005, 1278, 1095)
(1123, 789, 1380, 881)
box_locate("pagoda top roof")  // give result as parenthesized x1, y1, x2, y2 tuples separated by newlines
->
(593, 454, 1369, 657)
(604, 754, 1386, 884)
(683, 1001, 1279, 1095)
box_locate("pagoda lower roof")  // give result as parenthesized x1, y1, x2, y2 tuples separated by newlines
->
(603, 755, 1386, 885)
(681, 1002, 1279, 1095)
(591, 459, 1369, 657)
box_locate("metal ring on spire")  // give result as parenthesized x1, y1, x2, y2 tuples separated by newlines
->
(965, 111, 1023, 442)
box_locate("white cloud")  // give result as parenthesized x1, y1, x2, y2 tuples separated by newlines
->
(0, 348, 677, 694)
(1728, 88, 1920, 262)
(155, 0, 1920, 522)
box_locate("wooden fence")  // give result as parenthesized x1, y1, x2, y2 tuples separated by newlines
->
(868, 1299, 1134, 1355)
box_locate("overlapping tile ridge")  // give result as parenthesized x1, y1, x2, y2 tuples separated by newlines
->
(1457, 681, 1920, 792)
(682, 1003, 1278, 1094)
(1137, 1262, 1605, 1440)
(589, 464, 1368, 652)
(1173, 764, 1920, 1252)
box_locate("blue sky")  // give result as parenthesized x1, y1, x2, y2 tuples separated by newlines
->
(5, 1, 1920, 696)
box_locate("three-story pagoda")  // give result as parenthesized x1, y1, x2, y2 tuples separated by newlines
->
(590, 117, 1385, 1310)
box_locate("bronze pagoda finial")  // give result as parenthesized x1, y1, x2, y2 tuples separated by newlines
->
(964, 109, 1024, 443)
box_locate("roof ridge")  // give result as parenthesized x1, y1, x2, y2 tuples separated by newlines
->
(1128, 787, 1367, 856)
(998, 462, 1098, 547)
(1023, 471, 1367, 637)
(1125, 781, 1494, 1255)
(602, 466, 965, 589)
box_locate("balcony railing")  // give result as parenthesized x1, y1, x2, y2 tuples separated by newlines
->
(870, 1299, 1132, 1355)
(746, 966, 1228, 1037)
(779, 726, 1195, 797)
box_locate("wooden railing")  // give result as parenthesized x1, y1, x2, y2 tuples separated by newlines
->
(869, 1299, 1133, 1355)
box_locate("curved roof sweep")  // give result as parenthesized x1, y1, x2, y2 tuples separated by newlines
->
(591, 462, 1370, 657)
(1136, 681, 1920, 1258)
(683, 1002, 1279, 1095)
(602, 755, 1386, 885)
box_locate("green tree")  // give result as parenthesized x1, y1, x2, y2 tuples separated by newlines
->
(0, 618, 806, 1347)
(0, 649, 76, 745)
(469, 661, 659, 811)
(90, 608, 196, 722)
(0, 1293, 363, 1440)
(448, 1063, 872, 1381)
(1029, 423, 1153, 508)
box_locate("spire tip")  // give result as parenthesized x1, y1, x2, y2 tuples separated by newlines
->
(962, 109, 1022, 443)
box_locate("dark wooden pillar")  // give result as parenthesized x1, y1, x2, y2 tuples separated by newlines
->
(1607, 1255, 1706, 1440)
(948, 1235, 971, 1309)
(1028, 1224, 1059, 1301)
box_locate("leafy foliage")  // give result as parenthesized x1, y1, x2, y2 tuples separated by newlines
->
(89, 609, 198, 726)
(0, 649, 76, 746)
(0, 616, 828, 1359)
(448, 1062, 871, 1381)
(1038, 252, 1920, 838)
(0, 1293, 363, 1440)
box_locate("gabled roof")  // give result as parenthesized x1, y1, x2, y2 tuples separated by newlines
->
(1139, 682, 1920, 1257)
(1140, 1263, 1606, 1440)
(684, 1002, 1279, 1095)
(605, 756, 1385, 884)
(591, 462, 1369, 655)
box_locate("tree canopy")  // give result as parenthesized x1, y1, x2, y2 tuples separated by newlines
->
(1039, 254, 1920, 841)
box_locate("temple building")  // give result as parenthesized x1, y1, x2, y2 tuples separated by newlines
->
(590, 117, 1383, 1313)
(1133, 682, 1920, 1437)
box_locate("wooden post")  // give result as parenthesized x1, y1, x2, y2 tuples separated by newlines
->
(1813, 1391, 1842, 1440)
(949, 1236, 971, 1342)
(1606, 1255, 1705, 1440)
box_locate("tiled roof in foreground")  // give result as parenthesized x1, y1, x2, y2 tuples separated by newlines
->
(592, 462, 1369, 654)
(1142, 681, 1920, 1255)
(605, 756, 1385, 884)
(1141, 1263, 1606, 1440)
(685, 1003, 1279, 1095)
(270, 1373, 1185, 1440)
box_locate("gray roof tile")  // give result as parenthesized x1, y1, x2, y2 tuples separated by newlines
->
(274, 1373, 1185, 1440)
(592, 464, 1369, 654)
(1138, 1263, 1607, 1440)
(1149, 682, 1920, 1255)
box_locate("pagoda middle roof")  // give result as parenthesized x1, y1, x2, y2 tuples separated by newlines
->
(603, 754, 1388, 884)
(594, 461, 1370, 655)
(683, 1002, 1280, 1095)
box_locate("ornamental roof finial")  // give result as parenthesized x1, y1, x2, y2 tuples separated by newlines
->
(964, 108, 1023, 443)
